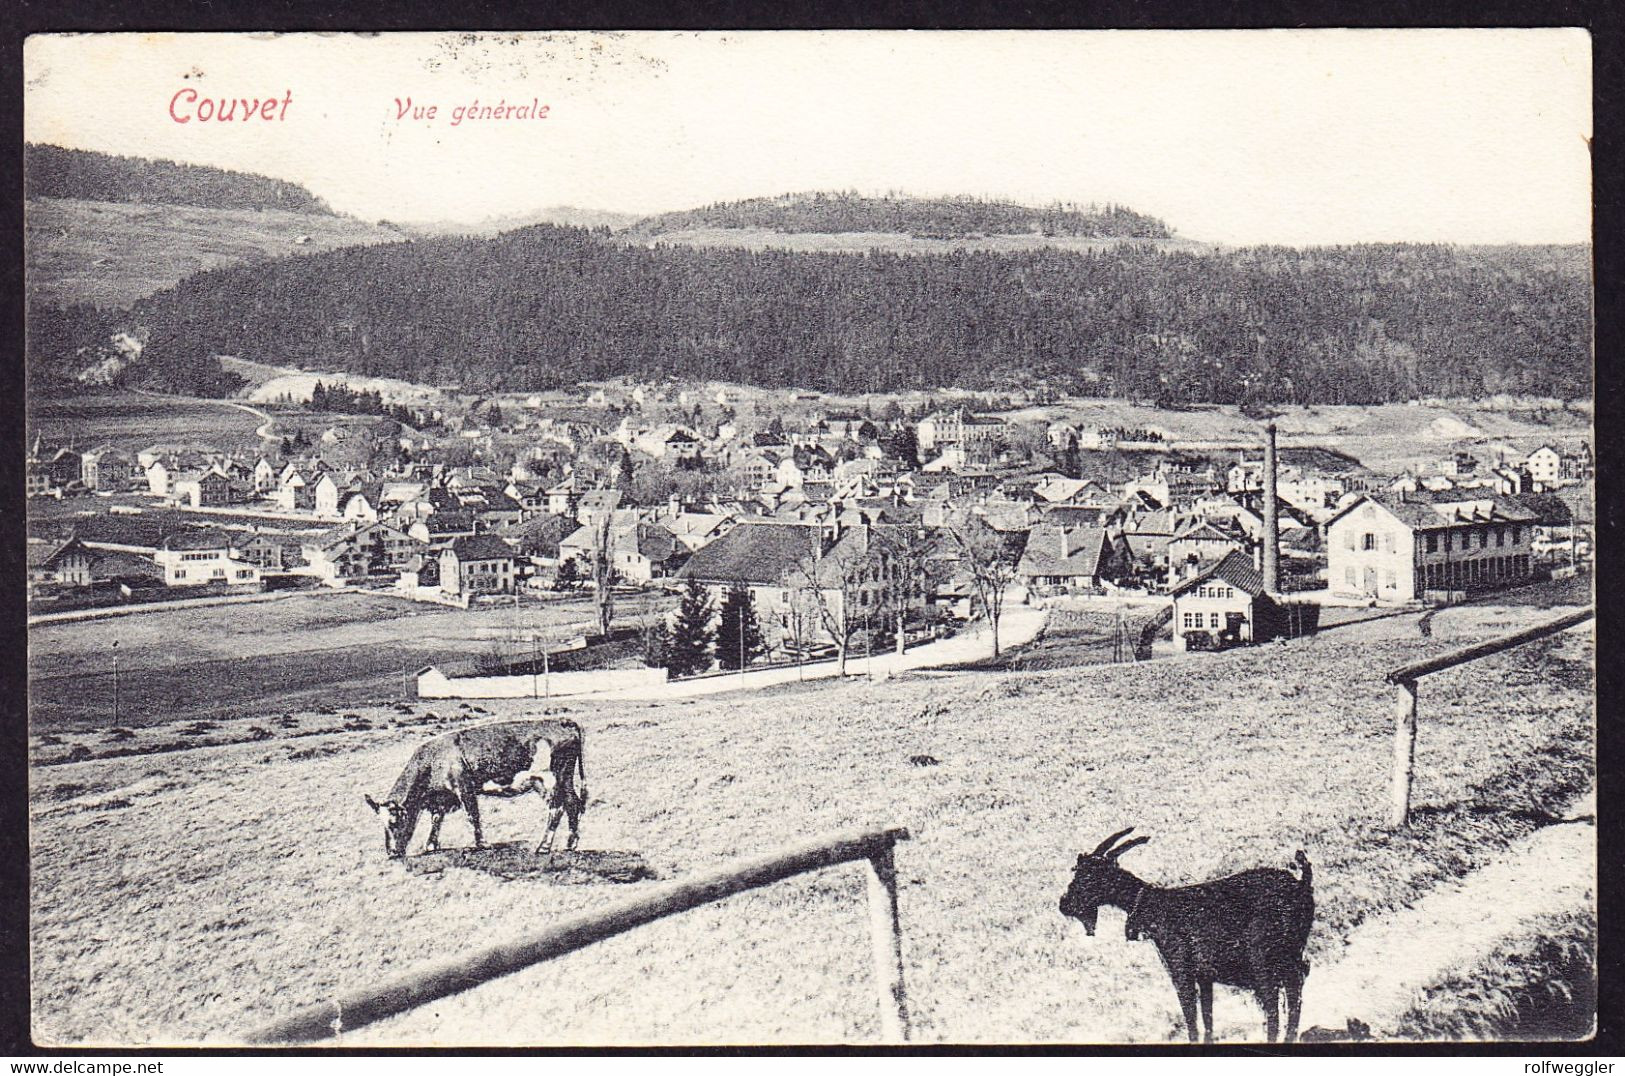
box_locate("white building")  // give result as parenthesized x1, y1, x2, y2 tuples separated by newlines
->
(1325, 491, 1538, 604)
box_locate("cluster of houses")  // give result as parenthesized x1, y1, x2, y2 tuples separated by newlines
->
(26, 392, 1593, 659)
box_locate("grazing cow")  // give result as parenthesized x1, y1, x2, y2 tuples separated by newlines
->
(1059, 828, 1315, 1043)
(364, 719, 587, 858)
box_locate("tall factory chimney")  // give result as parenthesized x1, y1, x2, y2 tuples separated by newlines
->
(1262, 421, 1280, 593)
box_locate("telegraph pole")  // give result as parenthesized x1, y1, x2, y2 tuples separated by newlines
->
(112, 639, 120, 724)
(531, 634, 540, 699)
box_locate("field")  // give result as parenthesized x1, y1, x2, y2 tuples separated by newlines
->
(27, 590, 675, 732)
(1005, 399, 1593, 475)
(28, 595, 1592, 1045)
(948, 604, 1162, 672)
(26, 198, 402, 308)
(26, 392, 268, 453)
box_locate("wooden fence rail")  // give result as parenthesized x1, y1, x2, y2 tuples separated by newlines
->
(1384, 607, 1593, 829)
(243, 825, 912, 1045)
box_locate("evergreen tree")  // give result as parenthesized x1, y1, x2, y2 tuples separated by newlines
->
(1061, 442, 1082, 480)
(881, 425, 919, 467)
(310, 381, 327, 411)
(667, 578, 715, 677)
(642, 621, 671, 669)
(554, 557, 581, 590)
(617, 449, 635, 492)
(716, 584, 765, 670)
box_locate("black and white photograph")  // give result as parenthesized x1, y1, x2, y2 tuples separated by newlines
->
(21, 29, 1596, 1047)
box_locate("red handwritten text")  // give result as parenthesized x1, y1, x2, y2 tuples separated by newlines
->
(170, 89, 293, 124)
(392, 96, 550, 127)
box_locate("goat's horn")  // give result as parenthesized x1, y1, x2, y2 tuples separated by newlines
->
(1106, 835, 1151, 860)
(1091, 826, 1136, 856)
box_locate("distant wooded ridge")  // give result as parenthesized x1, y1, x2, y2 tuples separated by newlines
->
(624, 192, 1174, 240)
(28, 224, 1590, 405)
(24, 143, 336, 216)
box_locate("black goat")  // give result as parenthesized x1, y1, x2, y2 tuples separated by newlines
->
(1058, 828, 1315, 1044)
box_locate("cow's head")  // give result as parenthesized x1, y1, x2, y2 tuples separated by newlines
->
(1059, 827, 1150, 936)
(364, 794, 412, 858)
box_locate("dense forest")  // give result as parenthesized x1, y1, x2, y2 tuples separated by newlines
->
(29, 225, 1591, 404)
(24, 143, 335, 215)
(624, 192, 1174, 240)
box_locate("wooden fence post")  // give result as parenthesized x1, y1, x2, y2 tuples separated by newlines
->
(1389, 678, 1419, 829)
(865, 841, 911, 1043)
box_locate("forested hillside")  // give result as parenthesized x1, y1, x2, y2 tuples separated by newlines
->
(625, 192, 1173, 240)
(25, 144, 335, 215)
(32, 226, 1591, 404)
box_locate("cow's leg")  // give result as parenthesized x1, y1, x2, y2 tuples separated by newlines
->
(536, 804, 565, 856)
(458, 781, 484, 849)
(426, 810, 446, 852)
(1198, 979, 1215, 1044)
(535, 747, 577, 856)
(563, 789, 584, 851)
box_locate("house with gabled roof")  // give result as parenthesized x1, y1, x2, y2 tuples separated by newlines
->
(440, 534, 517, 597)
(152, 531, 261, 588)
(1170, 550, 1280, 651)
(1166, 519, 1248, 585)
(1017, 524, 1130, 594)
(170, 466, 236, 508)
(27, 536, 96, 588)
(676, 520, 908, 656)
(81, 446, 135, 492)
(1326, 490, 1538, 603)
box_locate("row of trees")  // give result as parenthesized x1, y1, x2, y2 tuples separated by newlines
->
(302, 381, 435, 429)
(39, 226, 1590, 404)
(25, 143, 335, 214)
(644, 581, 767, 678)
(625, 191, 1173, 240)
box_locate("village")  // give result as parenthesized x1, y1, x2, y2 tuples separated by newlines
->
(26, 379, 1595, 707)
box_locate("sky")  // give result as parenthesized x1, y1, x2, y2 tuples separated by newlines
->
(23, 29, 1593, 245)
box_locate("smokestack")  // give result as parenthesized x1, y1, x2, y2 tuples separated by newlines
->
(1262, 422, 1280, 593)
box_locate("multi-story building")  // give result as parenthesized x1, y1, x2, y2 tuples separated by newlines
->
(1325, 491, 1538, 604)
(153, 532, 262, 588)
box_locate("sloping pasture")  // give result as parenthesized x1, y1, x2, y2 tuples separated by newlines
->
(29, 600, 1591, 1045)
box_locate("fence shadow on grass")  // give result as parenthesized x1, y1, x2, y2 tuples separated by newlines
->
(1407, 803, 1594, 830)
(404, 843, 659, 884)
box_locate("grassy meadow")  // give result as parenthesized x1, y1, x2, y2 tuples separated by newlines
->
(26, 198, 400, 308)
(26, 393, 267, 453)
(29, 595, 1592, 1045)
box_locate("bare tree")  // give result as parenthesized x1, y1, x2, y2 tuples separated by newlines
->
(875, 524, 940, 656)
(788, 527, 879, 677)
(591, 509, 615, 636)
(944, 510, 1028, 657)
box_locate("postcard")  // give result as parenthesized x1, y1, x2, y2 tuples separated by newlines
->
(22, 29, 1595, 1048)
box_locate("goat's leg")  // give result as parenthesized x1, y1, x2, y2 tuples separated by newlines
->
(1254, 986, 1280, 1043)
(1284, 971, 1305, 1044)
(1170, 976, 1200, 1044)
(1198, 980, 1215, 1044)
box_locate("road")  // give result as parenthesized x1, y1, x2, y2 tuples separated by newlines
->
(590, 600, 1047, 701)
